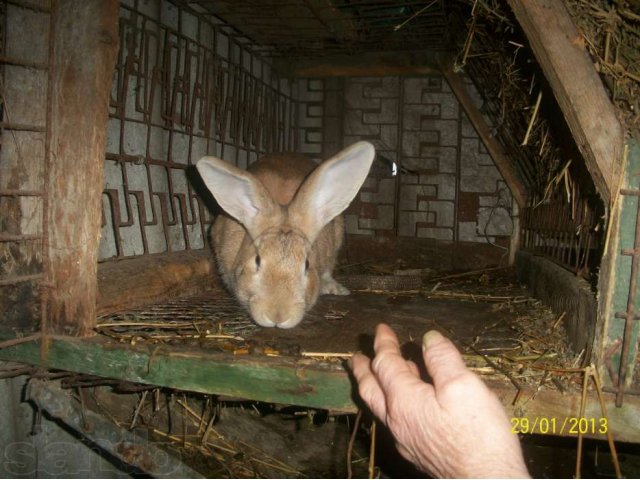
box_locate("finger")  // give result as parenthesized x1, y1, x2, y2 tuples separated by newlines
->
(373, 323, 401, 354)
(372, 323, 412, 375)
(371, 323, 425, 392)
(349, 351, 373, 382)
(350, 352, 388, 422)
(406, 359, 420, 378)
(422, 330, 469, 388)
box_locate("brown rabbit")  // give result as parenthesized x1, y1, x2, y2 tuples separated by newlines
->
(196, 141, 375, 328)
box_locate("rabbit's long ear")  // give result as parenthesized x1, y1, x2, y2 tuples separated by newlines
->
(197, 157, 279, 238)
(289, 141, 375, 242)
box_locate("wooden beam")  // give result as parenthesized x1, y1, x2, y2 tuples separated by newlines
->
(506, 0, 624, 203)
(2, 335, 640, 442)
(46, 0, 119, 335)
(274, 51, 440, 78)
(28, 379, 204, 478)
(97, 250, 220, 316)
(442, 66, 527, 208)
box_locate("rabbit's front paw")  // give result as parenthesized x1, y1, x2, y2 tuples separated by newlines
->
(321, 273, 350, 296)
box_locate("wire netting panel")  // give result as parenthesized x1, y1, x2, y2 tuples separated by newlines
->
(99, 1, 297, 261)
(0, 1, 51, 330)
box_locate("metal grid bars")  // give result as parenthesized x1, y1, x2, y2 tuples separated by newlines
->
(520, 190, 602, 279)
(100, 0, 297, 261)
(188, 0, 449, 58)
(0, 0, 52, 329)
(96, 294, 259, 345)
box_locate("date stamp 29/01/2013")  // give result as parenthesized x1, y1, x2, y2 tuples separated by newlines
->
(511, 417, 608, 435)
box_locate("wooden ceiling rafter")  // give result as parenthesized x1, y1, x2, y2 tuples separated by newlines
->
(506, 0, 625, 204)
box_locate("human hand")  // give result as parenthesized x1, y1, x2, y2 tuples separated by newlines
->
(350, 323, 529, 478)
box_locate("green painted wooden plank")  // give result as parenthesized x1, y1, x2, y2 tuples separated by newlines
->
(0, 335, 357, 412)
(5, 333, 640, 442)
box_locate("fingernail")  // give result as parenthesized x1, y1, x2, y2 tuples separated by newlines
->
(422, 330, 443, 350)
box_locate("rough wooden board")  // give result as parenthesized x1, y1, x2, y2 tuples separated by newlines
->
(97, 250, 220, 316)
(250, 292, 506, 355)
(506, 0, 624, 202)
(516, 251, 597, 356)
(342, 235, 510, 272)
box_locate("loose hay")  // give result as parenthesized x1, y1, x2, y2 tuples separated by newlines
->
(53, 380, 375, 479)
(86, 386, 309, 478)
(423, 269, 582, 398)
(566, 0, 640, 132)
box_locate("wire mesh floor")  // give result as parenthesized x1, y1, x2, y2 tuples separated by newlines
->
(93, 271, 579, 394)
(97, 294, 260, 349)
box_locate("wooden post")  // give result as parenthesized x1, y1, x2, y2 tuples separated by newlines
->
(506, 0, 624, 203)
(46, 0, 119, 335)
(442, 66, 527, 208)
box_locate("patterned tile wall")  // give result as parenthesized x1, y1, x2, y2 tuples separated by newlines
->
(296, 74, 514, 244)
(104, 0, 514, 262)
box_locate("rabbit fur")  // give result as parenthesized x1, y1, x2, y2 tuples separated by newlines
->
(196, 141, 375, 328)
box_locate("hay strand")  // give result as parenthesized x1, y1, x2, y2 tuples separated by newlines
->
(522, 91, 542, 146)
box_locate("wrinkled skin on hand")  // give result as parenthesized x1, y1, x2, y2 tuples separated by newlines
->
(350, 324, 529, 478)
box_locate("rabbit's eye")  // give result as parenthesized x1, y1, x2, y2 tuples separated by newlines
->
(305, 259, 310, 272)
(255, 255, 261, 269)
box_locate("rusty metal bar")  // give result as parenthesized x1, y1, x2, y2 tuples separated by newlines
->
(0, 121, 46, 132)
(5, 0, 51, 13)
(0, 190, 44, 196)
(0, 234, 43, 242)
(0, 274, 43, 286)
(0, 55, 48, 70)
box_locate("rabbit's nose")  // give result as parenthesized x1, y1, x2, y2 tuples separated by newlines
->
(254, 313, 276, 328)
(272, 311, 287, 325)
(275, 313, 303, 329)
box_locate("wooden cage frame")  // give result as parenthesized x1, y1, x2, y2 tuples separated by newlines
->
(0, 0, 639, 444)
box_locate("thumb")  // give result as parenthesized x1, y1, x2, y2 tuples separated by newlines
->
(422, 330, 469, 389)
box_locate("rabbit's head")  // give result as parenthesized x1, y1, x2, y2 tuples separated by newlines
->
(197, 142, 375, 328)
